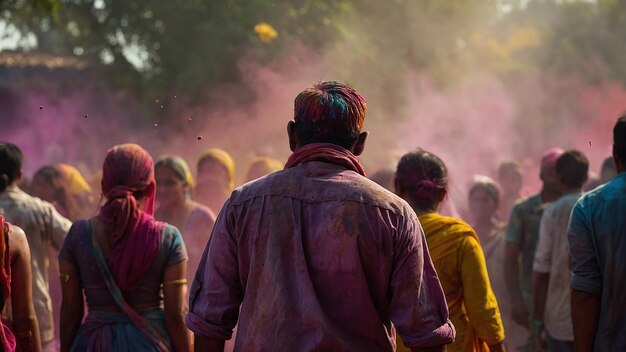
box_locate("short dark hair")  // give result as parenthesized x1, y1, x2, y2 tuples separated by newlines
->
(556, 150, 589, 189)
(497, 161, 522, 179)
(601, 156, 615, 172)
(614, 115, 626, 162)
(34, 165, 62, 185)
(0, 143, 23, 192)
(395, 149, 448, 212)
(294, 81, 366, 150)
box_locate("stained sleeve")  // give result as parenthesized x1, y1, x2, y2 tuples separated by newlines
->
(391, 215, 456, 348)
(533, 207, 555, 273)
(459, 234, 505, 345)
(164, 225, 188, 268)
(568, 200, 601, 293)
(185, 199, 243, 340)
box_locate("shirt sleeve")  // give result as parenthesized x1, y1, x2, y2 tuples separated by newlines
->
(391, 215, 456, 348)
(568, 200, 601, 293)
(45, 202, 72, 251)
(459, 234, 505, 345)
(533, 207, 554, 273)
(506, 201, 524, 245)
(185, 199, 243, 340)
(164, 225, 188, 268)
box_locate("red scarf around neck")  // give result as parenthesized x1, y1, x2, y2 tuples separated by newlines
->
(284, 143, 366, 176)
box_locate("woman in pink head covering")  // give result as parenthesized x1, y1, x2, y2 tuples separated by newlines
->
(58, 144, 191, 352)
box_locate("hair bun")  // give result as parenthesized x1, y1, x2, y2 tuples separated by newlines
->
(414, 179, 443, 200)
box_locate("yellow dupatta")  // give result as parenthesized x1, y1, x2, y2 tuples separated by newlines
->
(418, 212, 490, 352)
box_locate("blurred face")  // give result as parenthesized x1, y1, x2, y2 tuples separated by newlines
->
(197, 159, 230, 191)
(31, 174, 57, 202)
(498, 170, 522, 196)
(155, 166, 186, 208)
(469, 188, 498, 222)
(540, 164, 559, 190)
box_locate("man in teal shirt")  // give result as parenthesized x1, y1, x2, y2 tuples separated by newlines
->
(504, 148, 562, 350)
(569, 115, 626, 351)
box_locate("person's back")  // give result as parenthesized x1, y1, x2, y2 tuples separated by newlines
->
(532, 150, 589, 351)
(194, 161, 451, 351)
(394, 150, 505, 352)
(569, 116, 626, 351)
(186, 81, 454, 352)
(0, 143, 71, 346)
(59, 220, 185, 312)
(569, 174, 626, 350)
(58, 144, 192, 352)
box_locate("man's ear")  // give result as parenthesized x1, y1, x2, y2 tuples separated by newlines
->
(287, 121, 297, 152)
(352, 131, 369, 156)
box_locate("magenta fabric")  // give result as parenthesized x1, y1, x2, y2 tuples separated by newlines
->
(97, 144, 165, 291)
(186, 161, 454, 351)
(413, 179, 446, 200)
(0, 217, 11, 304)
(284, 142, 366, 176)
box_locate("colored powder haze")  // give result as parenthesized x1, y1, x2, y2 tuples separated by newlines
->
(1, 5, 626, 214)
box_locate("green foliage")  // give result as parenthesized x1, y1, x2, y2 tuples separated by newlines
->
(2, 0, 352, 100)
(2, 0, 626, 105)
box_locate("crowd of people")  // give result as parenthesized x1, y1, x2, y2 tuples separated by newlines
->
(0, 80, 623, 352)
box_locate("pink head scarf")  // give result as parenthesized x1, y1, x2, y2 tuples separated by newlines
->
(541, 147, 564, 170)
(97, 144, 165, 291)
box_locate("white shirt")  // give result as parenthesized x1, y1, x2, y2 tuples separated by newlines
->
(0, 186, 71, 343)
(533, 191, 581, 341)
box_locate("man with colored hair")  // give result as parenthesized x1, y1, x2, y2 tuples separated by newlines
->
(504, 147, 563, 350)
(186, 81, 455, 352)
(569, 115, 626, 351)
(532, 150, 589, 352)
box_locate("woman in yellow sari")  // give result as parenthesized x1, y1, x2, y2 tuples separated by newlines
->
(394, 149, 505, 352)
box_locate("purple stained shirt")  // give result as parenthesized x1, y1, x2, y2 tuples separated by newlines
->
(186, 161, 455, 352)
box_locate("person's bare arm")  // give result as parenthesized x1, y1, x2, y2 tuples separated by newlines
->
(10, 227, 42, 352)
(571, 289, 600, 352)
(59, 259, 83, 352)
(163, 262, 192, 352)
(194, 334, 225, 352)
(504, 242, 528, 327)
